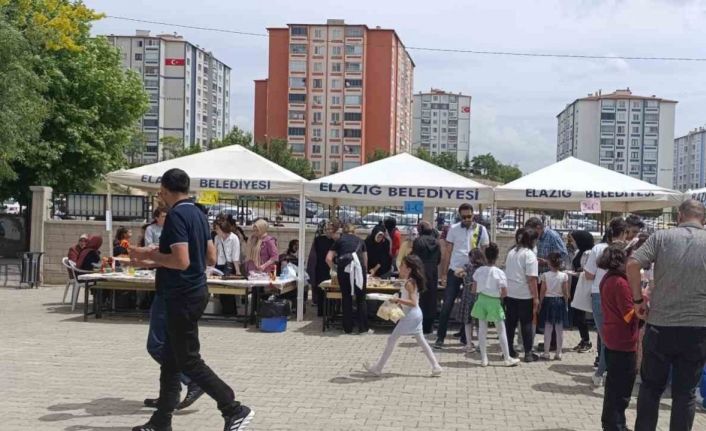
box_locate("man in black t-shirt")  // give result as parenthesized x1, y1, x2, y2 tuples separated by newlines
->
(130, 169, 253, 431)
(326, 229, 369, 334)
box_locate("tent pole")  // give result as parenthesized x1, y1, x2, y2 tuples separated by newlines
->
(107, 182, 113, 258)
(490, 190, 497, 242)
(296, 184, 306, 322)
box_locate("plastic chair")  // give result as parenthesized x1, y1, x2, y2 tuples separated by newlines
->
(61, 257, 92, 311)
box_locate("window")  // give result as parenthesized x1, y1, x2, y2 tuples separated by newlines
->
(631, 138, 640, 147)
(616, 163, 624, 171)
(313, 45, 325, 56)
(331, 29, 342, 39)
(600, 138, 614, 146)
(331, 112, 340, 123)
(647, 126, 659, 135)
(331, 145, 339, 154)
(632, 100, 642, 109)
(344, 95, 361, 105)
(289, 77, 306, 88)
(330, 162, 339, 173)
(291, 26, 307, 36)
(345, 27, 364, 37)
(617, 138, 625, 147)
(331, 95, 341, 105)
(644, 113, 659, 122)
(331, 79, 342, 89)
(289, 60, 306, 72)
(602, 100, 616, 108)
(330, 129, 340, 138)
(644, 150, 657, 160)
(331, 46, 342, 56)
(331, 62, 342, 73)
(290, 143, 305, 153)
(600, 125, 615, 135)
(344, 129, 362, 138)
(343, 161, 360, 170)
(312, 144, 321, 153)
(144, 77, 159, 88)
(647, 100, 658, 108)
(144, 66, 158, 75)
(290, 44, 307, 54)
(312, 161, 321, 171)
(645, 138, 658, 147)
(601, 112, 615, 120)
(313, 95, 323, 105)
(617, 126, 626, 134)
(288, 127, 306, 136)
(345, 62, 362, 73)
(134, 53, 143, 61)
(313, 62, 323, 73)
(618, 100, 627, 109)
(288, 110, 305, 120)
(632, 113, 640, 122)
(616, 151, 624, 159)
(343, 145, 361, 155)
(314, 28, 323, 39)
(632, 126, 640, 134)
(312, 79, 323, 89)
(288, 93, 306, 103)
(345, 44, 363, 55)
(630, 151, 640, 160)
(143, 118, 158, 127)
(600, 149, 614, 159)
(344, 112, 362, 121)
(145, 51, 159, 62)
(312, 112, 322, 124)
(617, 112, 627, 122)
(345, 79, 362, 88)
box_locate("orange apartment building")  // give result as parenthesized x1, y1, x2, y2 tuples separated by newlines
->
(253, 19, 414, 176)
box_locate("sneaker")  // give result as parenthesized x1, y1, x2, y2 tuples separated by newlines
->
(572, 342, 583, 352)
(524, 353, 539, 363)
(554, 353, 562, 361)
(466, 343, 477, 354)
(432, 340, 444, 350)
(592, 375, 604, 387)
(143, 398, 159, 409)
(177, 383, 204, 410)
(452, 331, 463, 338)
(132, 422, 172, 431)
(594, 357, 600, 368)
(363, 362, 382, 377)
(509, 350, 519, 359)
(540, 352, 552, 361)
(481, 358, 489, 367)
(431, 367, 443, 377)
(224, 405, 255, 431)
(504, 357, 521, 367)
(578, 342, 593, 353)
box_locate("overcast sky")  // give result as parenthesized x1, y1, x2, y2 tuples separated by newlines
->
(87, 0, 706, 173)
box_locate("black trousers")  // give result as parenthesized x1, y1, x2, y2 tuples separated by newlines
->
(154, 288, 239, 425)
(635, 325, 706, 431)
(602, 348, 637, 431)
(338, 274, 368, 334)
(573, 308, 591, 343)
(504, 297, 534, 356)
(436, 270, 463, 343)
(420, 272, 438, 334)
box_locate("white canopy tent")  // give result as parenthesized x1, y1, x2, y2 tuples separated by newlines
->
(494, 157, 683, 212)
(106, 145, 310, 321)
(305, 152, 494, 208)
(686, 187, 706, 204)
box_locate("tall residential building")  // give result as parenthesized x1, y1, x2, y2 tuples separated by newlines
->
(673, 127, 706, 191)
(253, 19, 414, 176)
(412, 89, 471, 162)
(107, 30, 231, 163)
(556, 88, 677, 188)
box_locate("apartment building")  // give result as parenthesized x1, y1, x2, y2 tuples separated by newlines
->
(412, 89, 471, 162)
(254, 19, 414, 176)
(107, 30, 231, 163)
(674, 127, 706, 191)
(556, 88, 676, 188)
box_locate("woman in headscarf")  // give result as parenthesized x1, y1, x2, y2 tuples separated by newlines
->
(365, 224, 393, 279)
(76, 235, 103, 271)
(307, 220, 341, 316)
(413, 221, 442, 334)
(245, 219, 279, 275)
(569, 230, 595, 353)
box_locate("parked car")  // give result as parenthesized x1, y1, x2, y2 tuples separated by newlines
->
(278, 198, 319, 218)
(311, 208, 362, 226)
(498, 215, 517, 231)
(207, 205, 254, 225)
(361, 212, 394, 227)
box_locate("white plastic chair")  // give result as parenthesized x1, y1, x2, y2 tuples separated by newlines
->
(61, 257, 92, 311)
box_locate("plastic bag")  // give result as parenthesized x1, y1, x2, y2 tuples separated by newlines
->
(571, 272, 593, 313)
(376, 297, 404, 323)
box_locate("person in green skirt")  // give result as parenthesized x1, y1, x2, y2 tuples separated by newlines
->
(471, 243, 522, 367)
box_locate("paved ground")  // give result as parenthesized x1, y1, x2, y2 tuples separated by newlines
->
(1, 285, 704, 431)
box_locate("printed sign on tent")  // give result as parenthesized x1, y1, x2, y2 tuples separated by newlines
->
(580, 198, 601, 214)
(198, 191, 219, 205)
(404, 200, 424, 214)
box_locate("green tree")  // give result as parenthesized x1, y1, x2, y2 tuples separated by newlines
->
(125, 128, 147, 167)
(249, 139, 315, 179)
(366, 149, 390, 163)
(0, 1, 148, 204)
(210, 126, 252, 149)
(471, 153, 522, 183)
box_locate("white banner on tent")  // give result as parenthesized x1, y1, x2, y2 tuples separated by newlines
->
(313, 182, 484, 204)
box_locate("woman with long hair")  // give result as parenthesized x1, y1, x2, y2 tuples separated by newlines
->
(364, 254, 442, 377)
(113, 226, 131, 256)
(568, 230, 595, 353)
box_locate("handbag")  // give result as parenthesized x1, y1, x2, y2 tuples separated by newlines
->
(219, 240, 236, 276)
(571, 272, 593, 313)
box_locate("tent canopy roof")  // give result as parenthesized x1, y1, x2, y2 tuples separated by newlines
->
(106, 145, 305, 195)
(494, 157, 682, 212)
(305, 152, 493, 207)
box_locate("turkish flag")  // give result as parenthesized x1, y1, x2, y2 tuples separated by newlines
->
(462, 106, 471, 113)
(165, 58, 185, 66)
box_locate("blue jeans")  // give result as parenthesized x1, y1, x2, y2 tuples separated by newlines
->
(436, 270, 464, 343)
(148, 291, 190, 386)
(591, 293, 607, 377)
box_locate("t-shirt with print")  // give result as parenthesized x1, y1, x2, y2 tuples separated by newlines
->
(585, 243, 608, 294)
(504, 247, 539, 299)
(473, 266, 507, 298)
(445, 222, 490, 271)
(541, 271, 568, 298)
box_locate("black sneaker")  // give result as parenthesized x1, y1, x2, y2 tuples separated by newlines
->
(132, 422, 172, 431)
(143, 398, 159, 409)
(224, 405, 255, 431)
(578, 342, 593, 353)
(177, 383, 204, 410)
(432, 339, 444, 350)
(524, 352, 539, 363)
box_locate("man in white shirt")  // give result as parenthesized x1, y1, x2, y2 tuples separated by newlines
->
(434, 203, 489, 350)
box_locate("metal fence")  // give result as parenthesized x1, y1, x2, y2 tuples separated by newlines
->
(52, 193, 152, 221)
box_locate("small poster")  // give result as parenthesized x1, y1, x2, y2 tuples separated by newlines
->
(404, 200, 424, 214)
(580, 198, 601, 214)
(198, 191, 219, 205)
(105, 210, 113, 231)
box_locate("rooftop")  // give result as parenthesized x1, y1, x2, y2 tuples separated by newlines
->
(577, 88, 677, 103)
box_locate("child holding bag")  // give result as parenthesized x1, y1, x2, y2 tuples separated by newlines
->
(364, 254, 443, 377)
(470, 243, 521, 367)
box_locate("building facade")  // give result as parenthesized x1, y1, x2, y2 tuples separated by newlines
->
(412, 89, 471, 162)
(674, 128, 706, 192)
(556, 89, 676, 188)
(107, 30, 231, 163)
(253, 19, 414, 176)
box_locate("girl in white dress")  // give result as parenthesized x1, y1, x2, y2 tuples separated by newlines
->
(364, 255, 442, 377)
